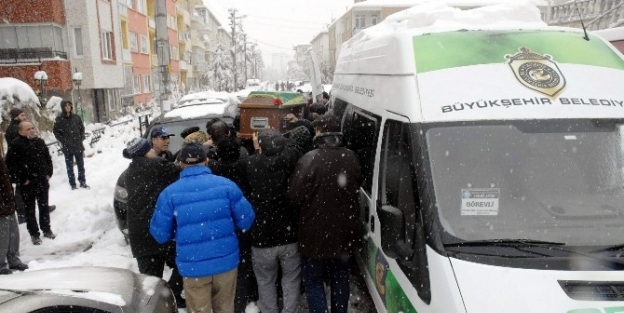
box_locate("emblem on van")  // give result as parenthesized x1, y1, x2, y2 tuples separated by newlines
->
(505, 47, 566, 97)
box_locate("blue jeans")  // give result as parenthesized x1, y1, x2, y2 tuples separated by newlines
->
(64, 153, 85, 187)
(301, 255, 350, 313)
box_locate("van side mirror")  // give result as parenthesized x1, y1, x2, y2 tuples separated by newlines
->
(379, 205, 413, 259)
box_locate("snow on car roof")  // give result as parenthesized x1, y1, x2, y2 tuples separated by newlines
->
(164, 102, 229, 119)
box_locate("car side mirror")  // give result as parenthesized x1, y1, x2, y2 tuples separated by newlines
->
(379, 204, 413, 259)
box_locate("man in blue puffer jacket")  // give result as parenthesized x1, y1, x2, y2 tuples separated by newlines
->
(150, 143, 255, 313)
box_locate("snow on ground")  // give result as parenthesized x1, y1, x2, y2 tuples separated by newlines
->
(21, 121, 136, 271)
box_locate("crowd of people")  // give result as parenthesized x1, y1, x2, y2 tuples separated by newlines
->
(0, 94, 362, 313)
(0, 100, 87, 276)
(122, 108, 362, 313)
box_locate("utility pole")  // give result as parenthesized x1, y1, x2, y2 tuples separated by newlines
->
(156, 0, 171, 112)
(228, 8, 238, 92)
(243, 33, 247, 83)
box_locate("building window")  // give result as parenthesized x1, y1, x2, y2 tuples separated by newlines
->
(371, 14, 379, 26)
(355, 14, 366, 29)
(133, 75, 141, 94)
(73, 27, 84, 56)
(171, 46, 178, 60)
(102, 31, 113, 60)
(168, 15, 177, 30)
(127, 0, 134, 9)
(140, 35, 148, 54)
(143, 74, 151, 92)
(136, 0, 146, 14)
(129, 32, 138, 52)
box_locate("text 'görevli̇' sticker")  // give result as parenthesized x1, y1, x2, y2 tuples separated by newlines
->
(461, 188, 500, 216)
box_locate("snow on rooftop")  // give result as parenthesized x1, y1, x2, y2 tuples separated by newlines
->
(348, 1, 546, 47)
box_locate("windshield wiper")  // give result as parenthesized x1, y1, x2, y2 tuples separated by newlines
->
(589, 243, 624, 253)
(443, 239, 566, 247)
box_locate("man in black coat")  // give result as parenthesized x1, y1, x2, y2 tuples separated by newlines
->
(5, 107, 26, 145)
(208, 136, 256, 313)
(122, 137, 185, 308)
(53, 100, 88, 190)
(246, 129, 302, 313)
(6, 121, 55, 245)
(288, 115, 362, 313)
(4, 107, 27, 224)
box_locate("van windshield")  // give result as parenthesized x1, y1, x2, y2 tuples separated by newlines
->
(426, 120, 624, 247)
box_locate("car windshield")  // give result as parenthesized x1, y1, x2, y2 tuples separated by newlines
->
(425, 120, 624, 247)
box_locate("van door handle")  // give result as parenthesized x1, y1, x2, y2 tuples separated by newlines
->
(370, 217, 375, 233)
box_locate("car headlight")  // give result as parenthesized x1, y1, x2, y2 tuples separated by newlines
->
(114, 185, 128, 201)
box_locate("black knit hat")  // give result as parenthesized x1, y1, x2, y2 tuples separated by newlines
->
(216, 136, 240, 161)
(285, 126, 312, 152)
(9, 107, 23, 120)
(122, 138, 151, 159)
(180, 126, 200, 139)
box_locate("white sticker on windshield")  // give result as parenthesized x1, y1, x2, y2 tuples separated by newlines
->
(461, 188, 500, 216)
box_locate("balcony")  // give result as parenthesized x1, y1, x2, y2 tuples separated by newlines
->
(179, 32, 190, 42)
(0, 48, 68, 64)
(151, 54, 158, 66)
(148, 17, 156, 29)
(119, 2, 128, 18)
(176, 2, 186, 13)
(179, 60, 188, 71)
(547, 0, 623, 29)
(193, 64, 207, 73)
(122, 49, 132, 63)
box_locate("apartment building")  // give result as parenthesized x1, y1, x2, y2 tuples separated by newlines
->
(293, 44, 312, 73)
(177, 0, 192, 93)
(119, 0, 152, 108)
(0, 0, 124, 123)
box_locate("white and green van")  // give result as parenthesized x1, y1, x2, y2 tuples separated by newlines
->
(331, 3, 624, 313)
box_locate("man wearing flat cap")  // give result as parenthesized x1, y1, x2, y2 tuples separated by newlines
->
(149, 126, 175, 162)
(150, 143, 255, 313)
(121, 138, 185, 308)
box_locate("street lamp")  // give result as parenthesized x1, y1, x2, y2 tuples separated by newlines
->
(34, 70, 48, 108)
(72, 70, 84, 119)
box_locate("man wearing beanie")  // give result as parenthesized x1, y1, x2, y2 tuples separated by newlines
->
(150, 143, 255, 313)
(53, 100, 88, 190)
(246, 129, 302, 313)
(121, 138, 186, 308)
(5, 107, 27, 224)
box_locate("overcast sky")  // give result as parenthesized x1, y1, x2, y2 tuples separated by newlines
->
(203, 0, 355, 58)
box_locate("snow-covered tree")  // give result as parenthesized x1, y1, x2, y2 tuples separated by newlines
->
(287, 62, 308, 81)
(320, 60, 333, 84)
(210, 42, 234, 92)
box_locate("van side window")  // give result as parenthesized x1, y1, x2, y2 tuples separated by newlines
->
(378, 119, 431, 303)
(332, 97, 349, 120)
(345, 109, 381, 195)
(379, 120, 417, 247)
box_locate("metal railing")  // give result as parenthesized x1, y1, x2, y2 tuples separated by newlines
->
(547, 0, 623, 29)
(586, 2, 624, 29)
(0, 48, 68, 64)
